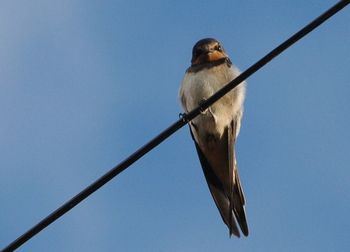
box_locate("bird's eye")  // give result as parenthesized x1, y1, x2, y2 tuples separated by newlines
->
(216, 45, 222, 51)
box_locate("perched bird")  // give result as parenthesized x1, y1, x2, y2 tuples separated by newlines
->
(179, 38, 248, 237)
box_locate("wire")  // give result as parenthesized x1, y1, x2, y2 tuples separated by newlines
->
(2, 1, 349, 251)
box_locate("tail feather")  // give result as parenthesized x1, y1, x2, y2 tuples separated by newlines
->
(189, 124, 248, 237)
(229, 120, 249, 237)
(232, 167, 249, 236)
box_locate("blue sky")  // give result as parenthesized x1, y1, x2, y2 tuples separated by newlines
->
(1, 1, 350, 251)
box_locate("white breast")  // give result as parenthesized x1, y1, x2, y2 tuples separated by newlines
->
(179, 64, 246, 138)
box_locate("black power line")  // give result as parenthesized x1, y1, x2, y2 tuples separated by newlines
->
(2, 1, 349, 251)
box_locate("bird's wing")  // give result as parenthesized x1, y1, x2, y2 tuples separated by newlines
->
(228, 120, 249, 236)
(189, 126, 241, 237)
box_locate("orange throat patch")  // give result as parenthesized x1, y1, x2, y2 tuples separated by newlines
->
(193, 51, 227, 65)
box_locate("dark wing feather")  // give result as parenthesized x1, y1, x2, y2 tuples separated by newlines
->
(228, 120, 249, 236)
(189, 127, 241, 237)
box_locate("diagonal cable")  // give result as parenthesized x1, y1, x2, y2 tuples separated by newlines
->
(2, 1, 349, 251)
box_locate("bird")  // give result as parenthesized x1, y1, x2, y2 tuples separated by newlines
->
(179, 38, 248, 237)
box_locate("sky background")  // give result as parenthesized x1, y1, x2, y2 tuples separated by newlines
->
(1, 1, 350, 251)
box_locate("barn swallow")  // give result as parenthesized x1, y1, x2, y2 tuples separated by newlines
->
(179, 38, 248, 237)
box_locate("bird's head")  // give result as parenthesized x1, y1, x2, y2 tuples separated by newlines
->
(191, 38, 228, 66)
